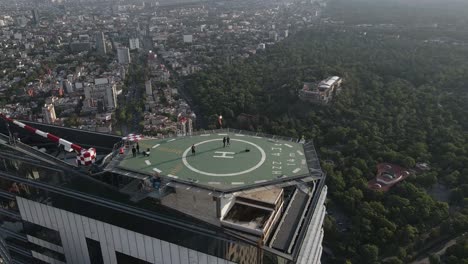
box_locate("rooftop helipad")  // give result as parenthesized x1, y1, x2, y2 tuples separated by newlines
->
(115, 131, 320, 191)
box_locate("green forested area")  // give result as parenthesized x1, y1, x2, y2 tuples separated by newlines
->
(438, 236, 468, 264)
(186, 28, 468, 263)
(325, 0, 468, 26)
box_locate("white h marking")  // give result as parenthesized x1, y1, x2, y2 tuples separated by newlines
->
(213, 151, 235, 159)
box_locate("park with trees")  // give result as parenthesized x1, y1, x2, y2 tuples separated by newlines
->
(185, 18, 468, 263)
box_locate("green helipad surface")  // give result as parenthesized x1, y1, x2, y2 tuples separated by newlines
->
(118, 132, 310, 189)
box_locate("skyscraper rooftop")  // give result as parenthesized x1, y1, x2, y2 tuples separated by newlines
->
(108, 131, 321, 191)
(0, 121, 327, 264)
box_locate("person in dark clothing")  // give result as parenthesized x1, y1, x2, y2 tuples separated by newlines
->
(136, 142, 140, 153)
(191, 144, 196, 155)
(151, 173, 161, 189)
(227, 136, 230, 146)
(223, 137, 226, 147)
(132, 146, 137, 157)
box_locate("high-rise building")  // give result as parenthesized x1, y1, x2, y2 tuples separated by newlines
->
(145, 80, 152, 96)
(129, 38, 140, 50)
(41, 104, 56, 124)
(64, 74, 74, 94)
(120, 66, 127, 81)
(0, 122, 327, 264)
(269, 31, 278, 42)
(96, 32, 107, 55)
(31, 9, 39, 25)
(117, 47, 131, 64)
(83, 78, 117, 110)
(183, 34, 193, 43)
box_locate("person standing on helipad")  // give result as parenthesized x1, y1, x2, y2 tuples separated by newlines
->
(191, 144, 196, 155)
(132, 146, 137, 157)
(223, 137, 226, 148)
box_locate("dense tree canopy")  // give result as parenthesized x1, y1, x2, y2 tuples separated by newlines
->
(186, 25, 468, 263)
(439, 236, 468, 264)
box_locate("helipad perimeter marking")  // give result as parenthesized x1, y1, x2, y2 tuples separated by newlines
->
(181, 138, 266, 177)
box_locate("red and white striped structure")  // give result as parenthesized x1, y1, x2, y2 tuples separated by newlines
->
(122, 134, 144, 142)
(0, 114, 96, 166)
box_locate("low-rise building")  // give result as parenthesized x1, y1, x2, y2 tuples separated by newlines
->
(368, 163, 411, 191)
(299, 76, 342, 104)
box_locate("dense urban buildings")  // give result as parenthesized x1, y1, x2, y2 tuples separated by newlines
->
(0, 0, 324, 134)
(0, 0, 330, 263)
(0, 122, 327, 264)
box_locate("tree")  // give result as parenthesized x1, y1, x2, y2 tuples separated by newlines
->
(64, 114, 81, 127)
(401, 156, 416, 168)
(384, 257, 403, 264)
(398, 225, 418, 244)
(429, 254, 440, 264)
(359, 244, 379, 264)
(185, 24, 468, 262)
